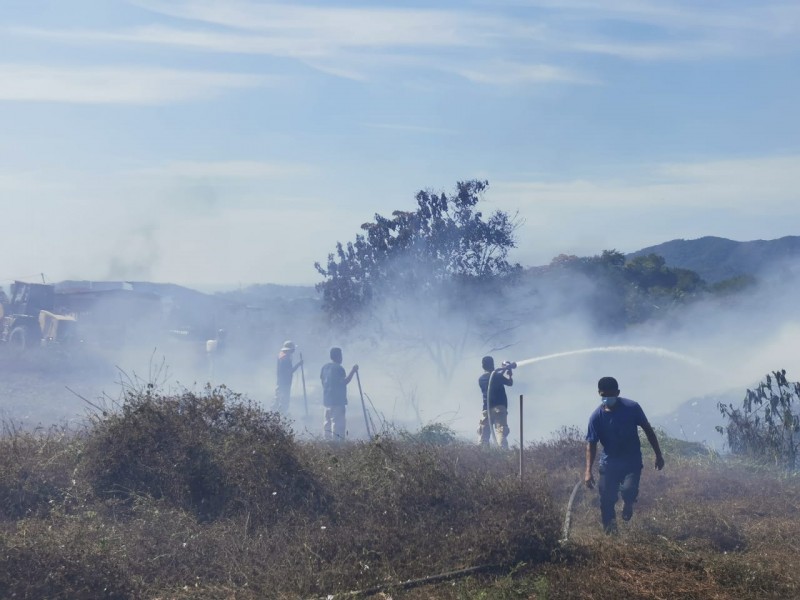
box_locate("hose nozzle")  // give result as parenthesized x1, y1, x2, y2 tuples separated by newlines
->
(501, 361, 517, 372)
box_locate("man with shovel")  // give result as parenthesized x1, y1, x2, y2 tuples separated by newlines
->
(272, 340, 303, 414)
(320, 346, 358, 440)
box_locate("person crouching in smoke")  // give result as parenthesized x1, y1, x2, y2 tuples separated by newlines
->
(478, 356, 513, 449)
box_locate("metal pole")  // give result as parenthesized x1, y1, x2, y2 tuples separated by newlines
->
(356, 370, 372, 439)
(519, 395, 524, 481)
(299, 352, 308, 417)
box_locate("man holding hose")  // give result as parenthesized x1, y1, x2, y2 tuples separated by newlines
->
(585, 376, 665, 533)
(478, 356, 513, 449)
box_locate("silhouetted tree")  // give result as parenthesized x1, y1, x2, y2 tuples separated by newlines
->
(315, 180, 521, 326)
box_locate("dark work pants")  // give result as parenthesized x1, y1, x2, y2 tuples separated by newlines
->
(598, 463, 642, 528)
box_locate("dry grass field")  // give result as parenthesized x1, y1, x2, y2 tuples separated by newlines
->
(0, 382, 798, 600)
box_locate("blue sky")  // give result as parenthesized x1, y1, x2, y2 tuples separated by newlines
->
(1, 0, 799, 287)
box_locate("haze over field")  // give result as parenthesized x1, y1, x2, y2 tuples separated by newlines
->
(1, 0, 799, 287)
(2, 243, 797, 453)
(1, 2, 798, 448)
(333, 256, 800, 447)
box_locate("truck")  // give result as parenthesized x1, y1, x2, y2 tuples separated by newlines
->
(0, 281, 77, 351)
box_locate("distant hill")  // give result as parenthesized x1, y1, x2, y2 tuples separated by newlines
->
(628, 236, 800, 283)
(658, 390, 741, 451)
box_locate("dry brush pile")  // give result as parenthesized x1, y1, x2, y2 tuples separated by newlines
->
(3, 388, 800, 600)
(0, 386, 560, 599)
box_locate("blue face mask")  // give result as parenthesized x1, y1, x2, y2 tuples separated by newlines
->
(601, 395, 618, 408)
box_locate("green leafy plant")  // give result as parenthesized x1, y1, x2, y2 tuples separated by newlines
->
(717, 369, 800, 469)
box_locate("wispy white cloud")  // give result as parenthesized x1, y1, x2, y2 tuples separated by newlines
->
(12, 25, 334, 59)
(1, 153, 798, 285)
(495, 155, 800, 212)
(521, 0, 800, 36)
(451, 60, 594, 85)
(0, 170, 67, 194)
(6, 0, 799, 98)
(128, 0, 511, 48)
(143, 160, 313, 180)
(567, 39, 734, 61)
(0, 64, 269, 104)
(8, 3, 571, 85)
(655, 155, 800, 205)
(492, 154, 800, 264)
(10, 26, 584, 86)
(523, 0, 800, 60)
(365, 123, 458, 135)
(132, 0, 800, 59)
(0, 160, 355, 285)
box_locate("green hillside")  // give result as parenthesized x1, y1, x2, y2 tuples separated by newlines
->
(628, 236, 800, 283)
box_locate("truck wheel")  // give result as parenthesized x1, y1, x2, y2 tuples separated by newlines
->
(8, 327, 27, 352)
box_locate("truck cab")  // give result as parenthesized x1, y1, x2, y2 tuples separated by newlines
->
(1, 281, 76, 351)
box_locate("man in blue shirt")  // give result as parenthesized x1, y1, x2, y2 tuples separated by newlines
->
(320, 347, 358, 440)
(585, 376, 665, 533)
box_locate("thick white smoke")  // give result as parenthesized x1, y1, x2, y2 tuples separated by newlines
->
(2, 255, 798, 453)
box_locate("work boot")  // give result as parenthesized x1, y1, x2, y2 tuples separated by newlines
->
(622, 501, 634, 521)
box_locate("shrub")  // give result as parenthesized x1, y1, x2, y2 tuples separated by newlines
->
(0, 517, 140, 599)
(81, 385, 327, 525)
(300, 436, 561, 593)
(717, 369, 800, 469)
(0, 423, 82, 520)
(408, 422, 458, 445)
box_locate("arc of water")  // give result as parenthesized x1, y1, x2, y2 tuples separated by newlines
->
(514, 346, 704, 369)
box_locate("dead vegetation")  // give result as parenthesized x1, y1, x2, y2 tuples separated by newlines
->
(1, 388, 799, 599)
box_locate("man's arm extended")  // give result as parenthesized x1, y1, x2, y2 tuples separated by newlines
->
(641, 422, 665, 470)
(344, 364, 359, 385)
(584, 441, 597, 488)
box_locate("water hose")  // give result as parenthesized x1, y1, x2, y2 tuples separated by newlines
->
(485, 365, 513, 447)
(486, 369, 499, 445)
(309, 563, 499, 599)
(561, 479, 583, 543)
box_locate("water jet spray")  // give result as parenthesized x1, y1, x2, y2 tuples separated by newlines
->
(513, 345, 704, 370)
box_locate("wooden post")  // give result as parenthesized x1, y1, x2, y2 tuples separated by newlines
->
(519, 394, 524, 481)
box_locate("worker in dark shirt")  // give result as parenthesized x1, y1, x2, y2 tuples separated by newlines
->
(320, 346, 358, 440)
(585, 376, 665, 533)
(477, 356, 513, 449)
(272, 340, 303, 413)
